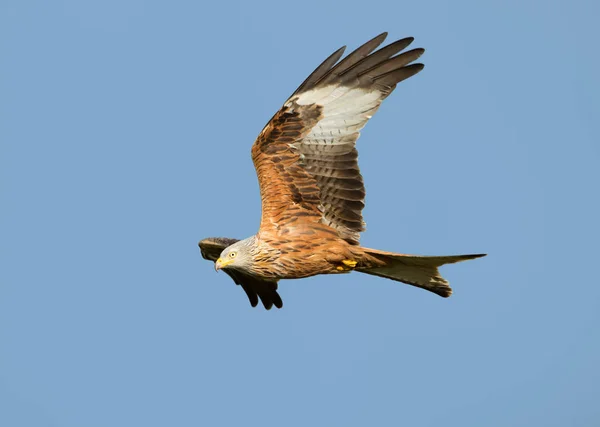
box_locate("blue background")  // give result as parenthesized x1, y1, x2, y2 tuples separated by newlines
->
(2, 0, 599, 426)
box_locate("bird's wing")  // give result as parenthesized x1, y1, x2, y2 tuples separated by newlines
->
(252, 33, 424, 245)
(199, 238, 283, 309)
(198, 237, 240, 261)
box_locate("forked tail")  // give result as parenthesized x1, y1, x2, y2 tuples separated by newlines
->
(357, 248, 486, 297)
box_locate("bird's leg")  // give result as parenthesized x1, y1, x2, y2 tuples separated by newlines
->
(336, 259, 357, 271)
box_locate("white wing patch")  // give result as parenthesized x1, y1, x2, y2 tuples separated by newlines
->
(294, 86, 339, 105)
(296, 86, 384, 144)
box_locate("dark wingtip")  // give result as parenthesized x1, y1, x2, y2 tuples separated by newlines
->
(411, 48, 426, 57)
(258, 291, 284, 310)
(413, 63, 425, 72)
(374, 32, 388, 42)
(396, 36, 414, 48)
(273, 294, 283, 309)
(439, 288, 452, 298)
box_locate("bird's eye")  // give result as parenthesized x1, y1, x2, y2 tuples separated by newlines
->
(229, 252, 236, 258)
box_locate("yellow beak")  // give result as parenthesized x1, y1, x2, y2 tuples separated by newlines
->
(215, 257, 234, 271)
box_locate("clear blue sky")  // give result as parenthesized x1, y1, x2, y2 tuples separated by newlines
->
(2, 1, 599, 426)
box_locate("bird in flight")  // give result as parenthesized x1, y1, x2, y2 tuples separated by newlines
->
(199, 33, 485, 309)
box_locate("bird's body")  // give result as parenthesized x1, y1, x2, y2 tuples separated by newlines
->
(199, 33, 485, 309)
(254, 225, 368, 280)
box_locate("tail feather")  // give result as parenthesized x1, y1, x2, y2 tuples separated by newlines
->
(358, 248, 486, 297)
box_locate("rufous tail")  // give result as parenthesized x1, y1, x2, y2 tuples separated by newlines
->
(357, 248, 486, 297)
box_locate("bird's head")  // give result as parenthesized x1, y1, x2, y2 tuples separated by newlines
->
(215, 238, 255, 272)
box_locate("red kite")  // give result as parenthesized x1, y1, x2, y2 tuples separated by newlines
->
(199, 33, 485, 309)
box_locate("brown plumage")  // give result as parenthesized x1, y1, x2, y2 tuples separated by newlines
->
(198, 33, 486, 309)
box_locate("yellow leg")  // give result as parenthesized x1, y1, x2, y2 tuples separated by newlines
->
(342, 259, 357, 268)
(336, 266, 346, 271)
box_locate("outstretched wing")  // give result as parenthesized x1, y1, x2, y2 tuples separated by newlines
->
(252, 33, 424, 244)
(198, 238, 283, 310)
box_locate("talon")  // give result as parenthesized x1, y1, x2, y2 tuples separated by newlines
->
(342, 260, 357, 268)
(336, 266, 345, 271)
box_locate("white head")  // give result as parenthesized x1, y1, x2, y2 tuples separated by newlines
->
(215, 237, 256, 272)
